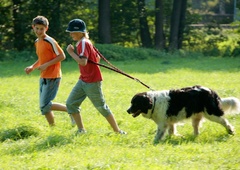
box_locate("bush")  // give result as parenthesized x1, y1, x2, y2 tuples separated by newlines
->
(184, 25, 240, 57)
(0, 50, 37, 61)
(93, 44, 167, 61)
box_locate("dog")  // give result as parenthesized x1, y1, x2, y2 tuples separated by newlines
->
(127, 85, 240, 143)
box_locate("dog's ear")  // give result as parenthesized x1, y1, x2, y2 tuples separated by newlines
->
(131, 92, 153, 113)
(143, 94, 153, 109)
(148, 97, 153, 109)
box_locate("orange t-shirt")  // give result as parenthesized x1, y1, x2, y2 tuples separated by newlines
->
(35, 35, 63, 78)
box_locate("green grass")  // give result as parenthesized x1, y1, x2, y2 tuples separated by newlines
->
(1, 55, 240, 169)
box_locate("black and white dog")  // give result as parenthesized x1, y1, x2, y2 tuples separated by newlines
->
(127, 85, 240, 143)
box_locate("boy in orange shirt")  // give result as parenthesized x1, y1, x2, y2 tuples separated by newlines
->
(25, 16, 74, 126)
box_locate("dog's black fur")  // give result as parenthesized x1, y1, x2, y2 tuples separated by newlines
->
(127, 85, 240, 143)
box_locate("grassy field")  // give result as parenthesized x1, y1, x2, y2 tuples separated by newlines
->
(1, 55, 240, 169)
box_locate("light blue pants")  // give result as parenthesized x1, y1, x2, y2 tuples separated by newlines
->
(66, 80, 111, 117)
(39, 78, 61, 115)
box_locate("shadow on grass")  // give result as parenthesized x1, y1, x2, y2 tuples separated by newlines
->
(66, 57, 240, 75)
(0, 125, 75, 155)
(160, 133, 232, 146)
(35, 134, 73, 149)
(1, 56, 240, 78)
(0, 125, 39, 142)
(1, 134, 75, 155)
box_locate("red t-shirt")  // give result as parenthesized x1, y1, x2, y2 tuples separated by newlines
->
(76, 38, 102, 83)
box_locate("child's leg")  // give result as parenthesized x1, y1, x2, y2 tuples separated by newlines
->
(105, 114, 120, 132)
(66, 80, 87, 128)
(50, 102, 75, 125)
(40, 78, 61, 125)
(85, 82, 125, 133)
(51, 103, 67, 112)
(45, 111, 55, 126)
(71, 113, 85, 130)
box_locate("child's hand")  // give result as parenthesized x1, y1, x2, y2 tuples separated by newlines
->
(66, 44, 74, 54)
(37, 63, 48, 72)
(24, 66, 33, 74)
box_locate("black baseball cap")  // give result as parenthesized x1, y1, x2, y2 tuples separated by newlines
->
(66, 19, 87, 33)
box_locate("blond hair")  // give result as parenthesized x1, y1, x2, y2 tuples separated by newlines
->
(83, 32, 89, 39)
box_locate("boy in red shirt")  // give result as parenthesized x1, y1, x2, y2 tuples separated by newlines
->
(65, 19, 126, 134)
(25, 16, 75, 126)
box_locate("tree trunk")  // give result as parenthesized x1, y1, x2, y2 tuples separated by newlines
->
(154, 0, 165, 50)
(219, 0, 226, 14)
(137, 0, 152, 48)
(12, 0, 24, 51)
(50, 0, 61, 40)
(178, 0, 187, 49)
(98, 0, 111, 43)
(169, 0, 187, 51)
(192, 0, 202, 9)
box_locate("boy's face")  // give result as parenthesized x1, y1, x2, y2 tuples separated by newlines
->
(69, 32, 83, 41)
(32, 24, 48, 38)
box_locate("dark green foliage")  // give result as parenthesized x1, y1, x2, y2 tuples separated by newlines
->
(0, 0, 98, 51)
(232, 47, 240, 57)
(110, 1, 139, 45)
(95, 44, 164, 61)
(0, 50, 36, 61)
(183, 25, 240, 57)
(0, 0, 239, 57)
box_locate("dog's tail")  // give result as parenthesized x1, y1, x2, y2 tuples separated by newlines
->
(220, 97, 240, 114)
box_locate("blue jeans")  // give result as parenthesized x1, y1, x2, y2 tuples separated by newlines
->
(66, 80, 111, 117)
(39, 78, 61, 115)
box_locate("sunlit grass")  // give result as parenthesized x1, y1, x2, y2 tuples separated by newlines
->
(1, 56, 240, 169)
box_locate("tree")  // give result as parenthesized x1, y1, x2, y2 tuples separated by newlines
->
(177, 0, 187, 49)
(28, 0, 62, 43)
(12, 0, 25, 51)
(137, 0, 152, 48)
(192, 0, 201, 9)
(1, 0, 99, 51)
(3, 0, 232, 53)
(169, 0, 187, 51)
(98, 0, 111, 43)
(110, 1, 139, 46)
(154, 0, 165, 50)
(219, 0, 226, 14)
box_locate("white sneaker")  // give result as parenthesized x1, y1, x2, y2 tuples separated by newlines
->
(118, 130, 127, 135)
(69, 115, 76, 126)
(77, 129, 87, 134)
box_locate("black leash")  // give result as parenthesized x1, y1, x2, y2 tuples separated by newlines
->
(90, 46, 154, 90)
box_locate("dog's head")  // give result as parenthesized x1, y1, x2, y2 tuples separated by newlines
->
(127, 92, 153, 117)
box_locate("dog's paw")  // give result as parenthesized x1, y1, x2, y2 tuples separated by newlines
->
(174, 133, 183, 137)
(228, 129, 235, 135)
(227, 125, 235, 135)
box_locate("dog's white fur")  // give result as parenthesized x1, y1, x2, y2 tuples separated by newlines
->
(149, 91, 239, 141)
(127, 87, 240, 143)
(221, 97, 240, 114)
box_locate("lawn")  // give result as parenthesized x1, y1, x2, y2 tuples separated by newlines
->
(0, 55, 240, 169)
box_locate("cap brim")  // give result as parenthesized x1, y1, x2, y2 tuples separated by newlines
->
(66, 29, 86, 33)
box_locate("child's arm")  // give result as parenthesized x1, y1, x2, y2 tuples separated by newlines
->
(37, 53, 66, 72)
(96, 54, 100, 63)
(66, 44, 87, 66)
(24, 60, 40, 74)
